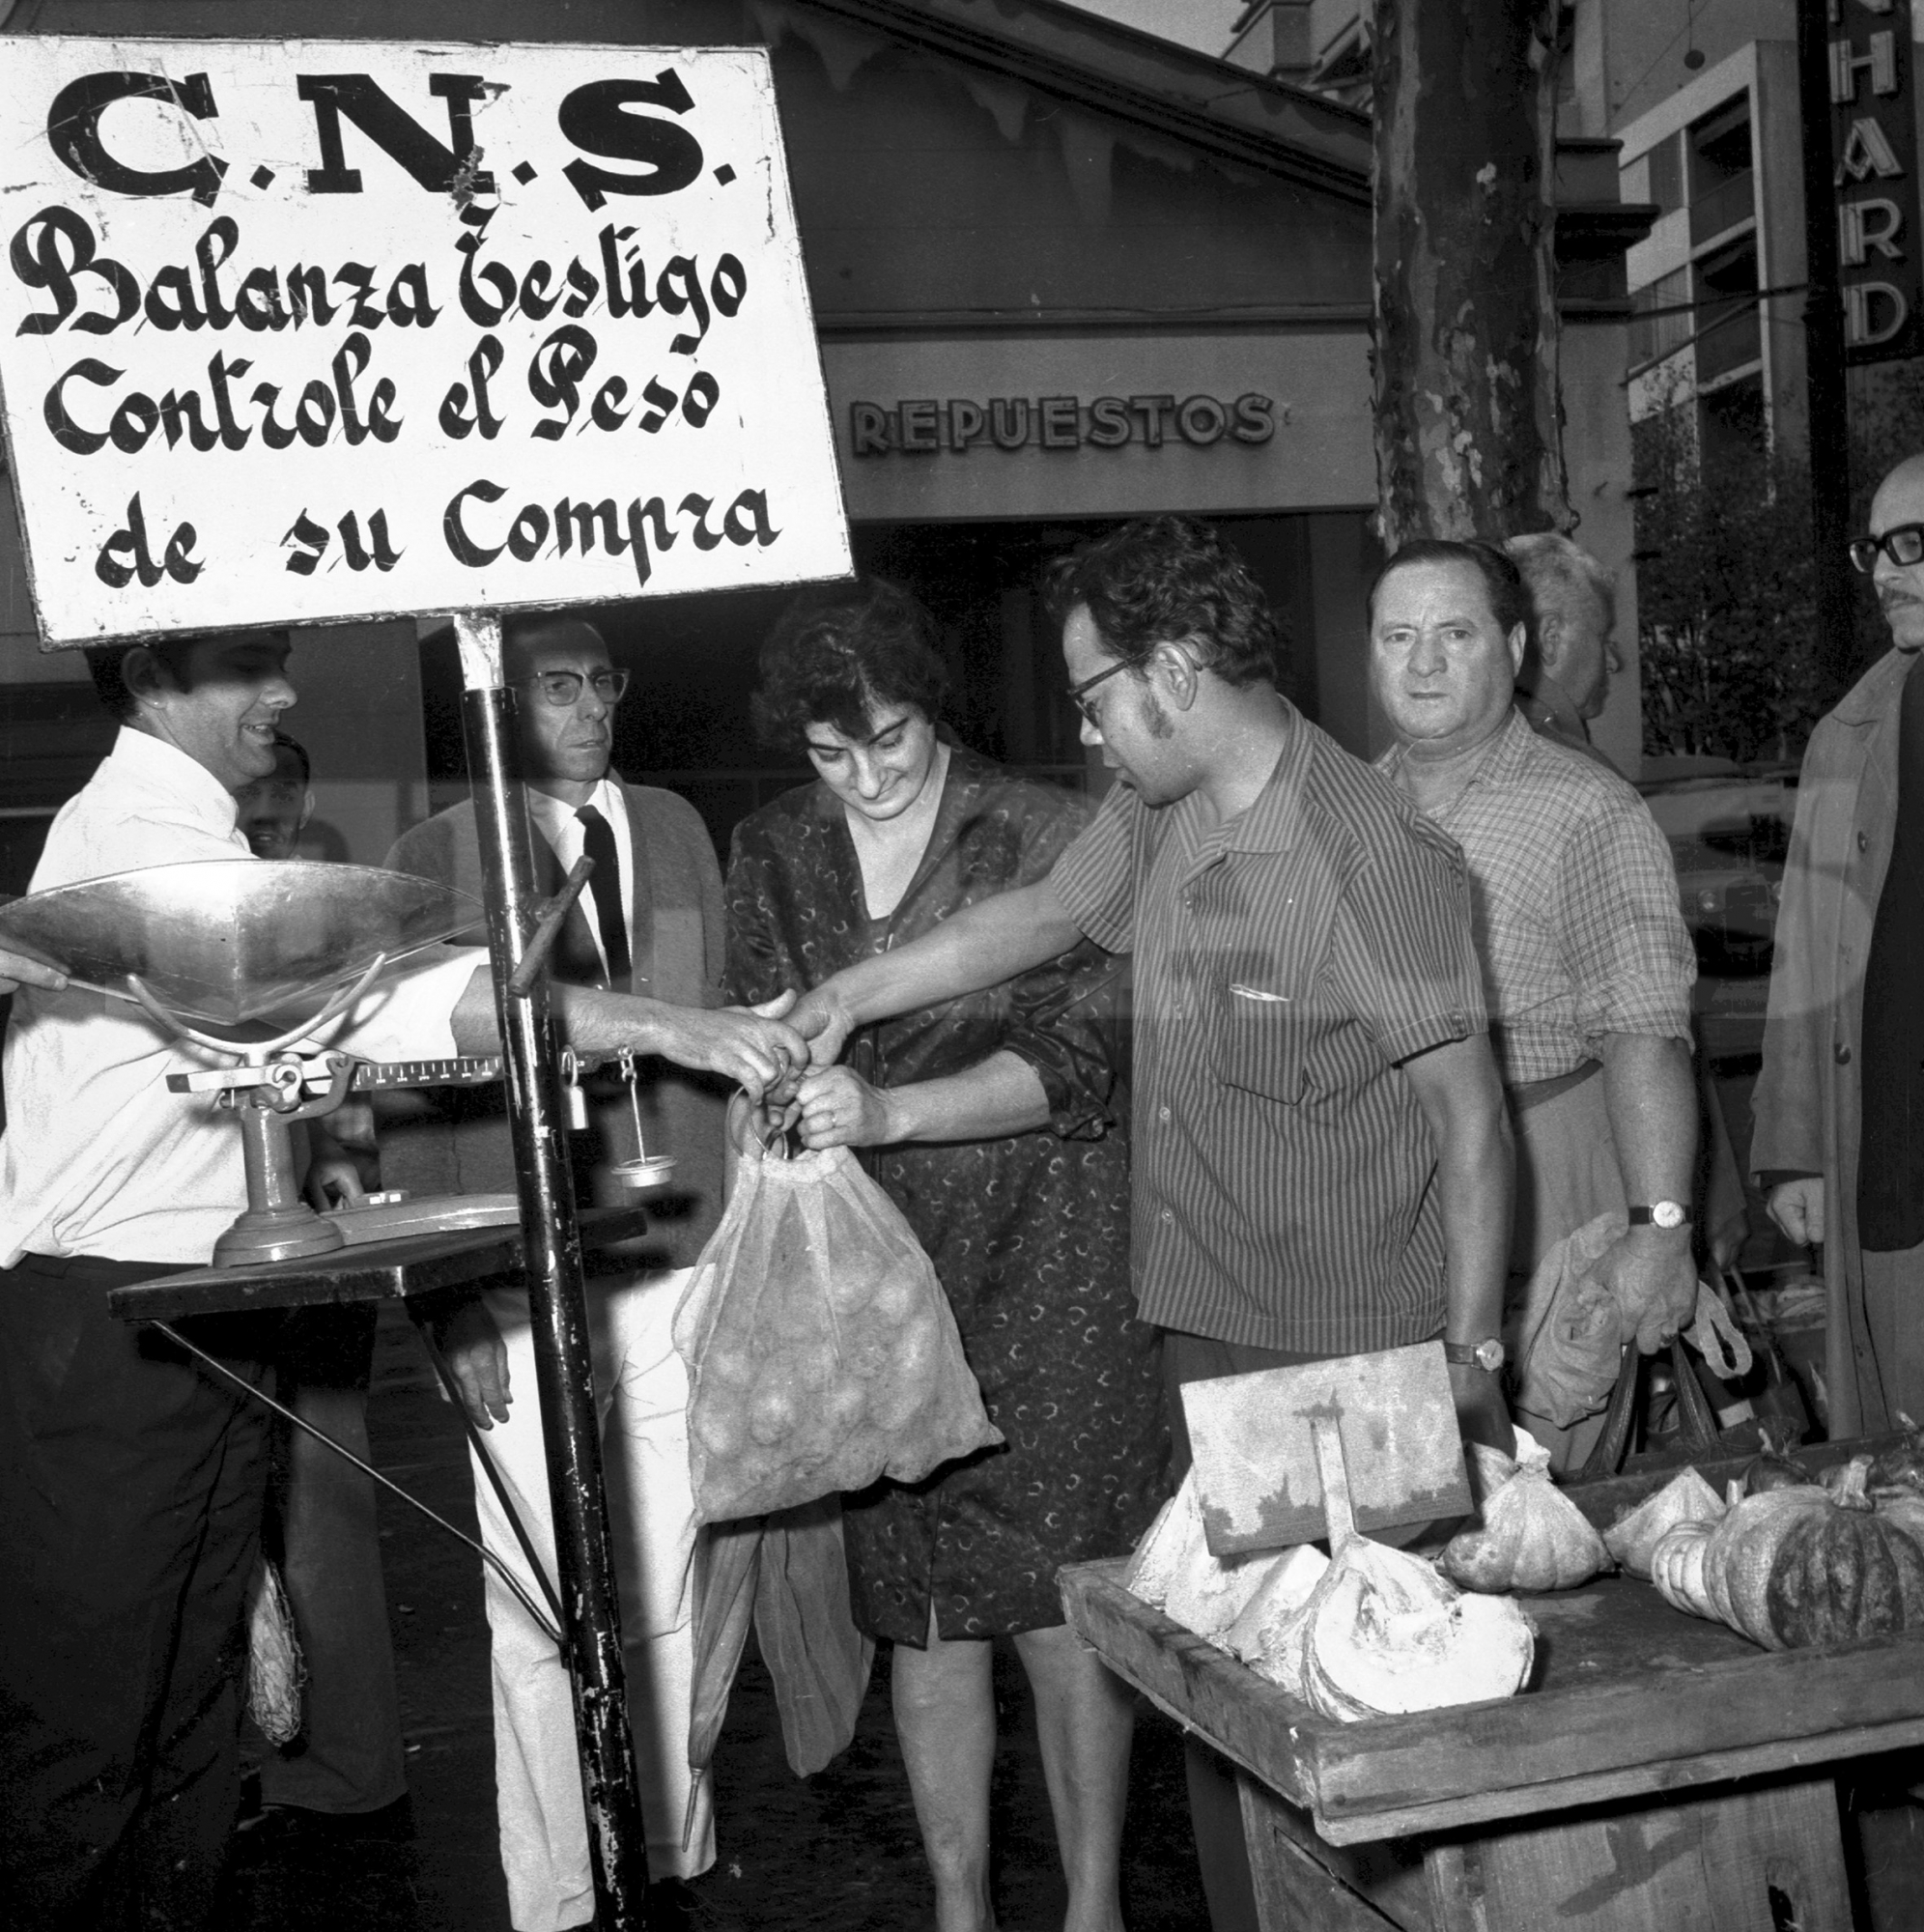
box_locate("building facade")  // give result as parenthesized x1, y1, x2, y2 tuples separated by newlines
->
(0, 0, 1654, 878)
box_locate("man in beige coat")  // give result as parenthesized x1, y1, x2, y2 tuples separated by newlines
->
(1755, 453, 1924, 1435)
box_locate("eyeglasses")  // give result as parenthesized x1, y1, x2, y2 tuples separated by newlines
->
(518, 668, 629, 707)
(1849, 525, 1924, 574)
(1066, 653, 1149, 724)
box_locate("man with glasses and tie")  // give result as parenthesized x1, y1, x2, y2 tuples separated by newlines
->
(1756, 452, 1924, 1442)
(383, 611, 732, 1932)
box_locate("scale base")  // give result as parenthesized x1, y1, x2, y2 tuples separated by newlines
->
(213, 1203, 347, 1267)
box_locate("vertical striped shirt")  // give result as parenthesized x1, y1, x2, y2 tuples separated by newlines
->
(1052, 705, 1486, 1352)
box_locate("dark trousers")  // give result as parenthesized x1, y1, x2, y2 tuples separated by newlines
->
(0, 1254, 272, 1931)
(258, 1303, 407, 1814)
(1165, 1329, 1323, 1932)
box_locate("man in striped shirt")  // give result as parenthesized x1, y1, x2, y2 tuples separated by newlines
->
(793, 515, 1514, 1932)
(1370, 538, 1700, 1465)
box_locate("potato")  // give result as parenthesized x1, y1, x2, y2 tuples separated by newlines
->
(823, 1382, 868, 1434)
(828, 1266, 881, 1315)
(868, 1372, 926, 1434)
(748, 1384, 798, 1447)
(868, 1273, 919, 1325)
(693, 1405, 744, 1459)
(892, 1311, 942, 1382)
(787, 1338, 838, 1392)
(702, 1343, 754, 1389)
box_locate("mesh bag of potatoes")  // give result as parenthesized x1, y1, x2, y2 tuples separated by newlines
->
(674, 1138, 1003, 1523)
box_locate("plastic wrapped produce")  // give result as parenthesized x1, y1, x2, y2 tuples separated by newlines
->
(1602, 1467, 1726, 1579)
(675, 1139, 1001, 1522)
(1440, 1440, 1611, 1593)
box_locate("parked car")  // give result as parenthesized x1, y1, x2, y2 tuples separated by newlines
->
(1637, 756, 1797, 979)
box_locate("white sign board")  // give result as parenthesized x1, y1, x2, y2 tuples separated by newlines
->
(0, 40, 852, 645)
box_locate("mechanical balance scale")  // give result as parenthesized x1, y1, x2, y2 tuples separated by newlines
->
(0, 857, 679, 1267)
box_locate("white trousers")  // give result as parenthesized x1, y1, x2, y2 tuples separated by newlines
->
(472, 1271, 714, 1932)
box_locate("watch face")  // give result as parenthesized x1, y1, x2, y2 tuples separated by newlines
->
(1652, 1200, 1687, 1231)
(1473, 1338, 1506, 1374)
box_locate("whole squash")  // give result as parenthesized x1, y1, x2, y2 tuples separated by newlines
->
(1704, 1459, 1924, 1651)
(1650, 1518, 1718, 1621)
(1605, 1466, 1724, 1581)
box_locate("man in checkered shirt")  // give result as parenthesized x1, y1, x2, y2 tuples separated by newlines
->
(1371, 537, 1700, 1465)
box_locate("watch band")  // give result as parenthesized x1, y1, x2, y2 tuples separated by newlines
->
(1627, 1201, 1691, 1230)
(1443, 1338, 1505, 1373)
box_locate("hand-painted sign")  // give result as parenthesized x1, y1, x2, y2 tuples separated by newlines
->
(0, 41, 851, 645)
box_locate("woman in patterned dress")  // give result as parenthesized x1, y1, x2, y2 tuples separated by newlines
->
(724, 579, 1165, 1932)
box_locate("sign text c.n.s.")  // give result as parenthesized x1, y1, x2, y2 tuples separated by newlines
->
(0, 41, 849, 645)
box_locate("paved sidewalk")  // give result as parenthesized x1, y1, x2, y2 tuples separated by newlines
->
(217, 1303, 1211, 1932)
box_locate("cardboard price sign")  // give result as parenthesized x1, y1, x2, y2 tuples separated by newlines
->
(0, 40, 852, 645)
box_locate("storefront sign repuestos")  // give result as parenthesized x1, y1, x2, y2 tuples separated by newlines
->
(848, 392, 1278, 457)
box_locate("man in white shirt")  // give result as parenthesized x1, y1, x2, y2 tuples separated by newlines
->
(384, 613, 728, 1932)
(0, 628, 802, 1932)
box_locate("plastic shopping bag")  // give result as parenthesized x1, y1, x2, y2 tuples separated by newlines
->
(685, 1498, 874, 1840)
(673, 1138, 1002, 1523)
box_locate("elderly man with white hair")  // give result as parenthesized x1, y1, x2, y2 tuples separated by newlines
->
(1504, 531, 1625, 767)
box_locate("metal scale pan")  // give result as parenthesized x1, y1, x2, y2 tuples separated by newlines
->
(0, 857, 480, 1034)
(0, 859, 505, 1263)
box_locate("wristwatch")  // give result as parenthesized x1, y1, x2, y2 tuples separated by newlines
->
(1628, 1200, 1691, 1231)
(1443, 1338, 1506, 1373)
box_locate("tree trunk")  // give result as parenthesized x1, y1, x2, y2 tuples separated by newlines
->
(1372, 0, 1570, 550)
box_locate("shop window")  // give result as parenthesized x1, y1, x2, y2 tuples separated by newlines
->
(1688, 97, 1755, 246)
(1630, 266, 1694, 371)
(1694, 237, 1761, 384)
(417, 518, 1317, 856)
(1645, 133, 1684, 218)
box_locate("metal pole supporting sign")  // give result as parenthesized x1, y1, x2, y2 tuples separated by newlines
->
(454, 610, 649, 1929)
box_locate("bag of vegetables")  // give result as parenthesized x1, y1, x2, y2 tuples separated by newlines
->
(674, 1136, 1003, 1522)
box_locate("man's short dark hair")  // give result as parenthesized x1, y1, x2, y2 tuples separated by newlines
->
(1041, 516, 1280, 689)
(1368, 539, 1532, 641)
(501, 611, 608, 664)
(750, 579, 949, 754)
(270, 732, 311, 785)
(84, 639, 200, 723)
(84, 630, 291, 724)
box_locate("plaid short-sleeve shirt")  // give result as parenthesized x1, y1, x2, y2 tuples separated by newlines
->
(1053, 706, 1486, 1353)
(1376, 709, 1694, 1087)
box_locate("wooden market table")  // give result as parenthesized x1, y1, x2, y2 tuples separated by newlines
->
(1061, 1445, 1924, 1932)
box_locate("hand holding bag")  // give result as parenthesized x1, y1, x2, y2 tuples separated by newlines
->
(674, 1133, 1002, 1524)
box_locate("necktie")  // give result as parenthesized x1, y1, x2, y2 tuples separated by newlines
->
(576, 804, 631, 986)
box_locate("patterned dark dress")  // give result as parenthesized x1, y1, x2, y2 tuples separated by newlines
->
(724, 745, 1168, 1641)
